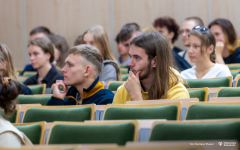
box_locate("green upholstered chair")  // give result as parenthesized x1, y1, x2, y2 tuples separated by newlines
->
(184, 76, 232, 88)
(186, 102, 240, 120)
(227, 64, 240, 70)
(120, 68, 128, 74)
(235, 76, 240, 87)
(23, 71, 37, 77)
(231, 70, 240, 79)
(17, 95, 52, 106)
(0, 105, 20, 123)
(18, 77, 29, 83)
(27, 84, 46, 94)
(103, 102, 181, 120)
(22, 105, 95, 123)
(187, 88, 208, 101)
(217, 87, 240, 97)
(121, 74, 129, 81)
(149, 120, 240, 141)
(13, 122, 46, 144)
(119, 65, 128, 68)
(107, 81, 125, 91)
(47, 121, 138, 145)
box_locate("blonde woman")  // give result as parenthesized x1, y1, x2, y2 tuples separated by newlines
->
(0, 44, 32, 95)
(82, 25, 121, 88)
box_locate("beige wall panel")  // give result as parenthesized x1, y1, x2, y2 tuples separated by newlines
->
(113, 0, 209, 53)
(211, 0, 240, 39)
(0, 0, 24, 68)
(25, 0, 111, 57)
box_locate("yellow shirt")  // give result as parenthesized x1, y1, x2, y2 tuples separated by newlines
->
(113, 69, 190, 104)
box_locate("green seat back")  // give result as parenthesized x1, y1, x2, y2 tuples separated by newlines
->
(48, 122, 135, 145)
(15, 124, 42, 144)
(186, 105, 240, 120)
(51, 86, 71, 94)
(108, 82, 124, 91)
(188, 90, 205, 101)
(23, 73, 37, 77)
(231, 71, 239, 79)
(23, 107, 92, 123)
(20, 79, 27, 83)
(217, 88, 240, 97)
(17, 95, 51, 106)
(0, 109, 17, 123)
(121, 75, 129, 81)
(184, 77, 230, 88)
(104, 105, 178, 120)
(236, 79, 240, 87)
(228, 66, 240, 70)
(149, 121, 240, 141)
(120, 65, 128, 68)
(120, 69, 128, 74)
(28, 85, 44, 94)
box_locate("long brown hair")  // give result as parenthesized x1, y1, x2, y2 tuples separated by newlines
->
(48, 34, 69, 68)
(188, 29, 216, 62)
(209, 18, 239, 54)
(82, 25, 121, 80)
(0, 44, 17, 80)
(130, 32, 179, 99)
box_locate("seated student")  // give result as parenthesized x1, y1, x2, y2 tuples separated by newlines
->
(24, 37, 63, 88)
(0, 44, 32, 95)
(118, 23, 142, 71)
(82, 25, 121, 88)
(113, 32, 189, 104)
(47, 44, 114, 105)
(21, 26, 52, 75)
(179, 16, 204, 67)
(153, 16, 191, 71)
(115, 33, 130, 65)
(209, 18, 240, 64)
(48, 34, 69, 68)
(0, 77, 32, 148)
(180, 26, 231, 79)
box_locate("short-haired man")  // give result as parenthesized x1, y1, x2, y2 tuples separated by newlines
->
(117, 23, 142, 68)
(153, 16, 191, 71)
(47, 44, 114, 105)
(113, 32, 189, 104)
(179, 16, 204, 66)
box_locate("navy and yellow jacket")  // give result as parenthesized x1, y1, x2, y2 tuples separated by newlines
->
(47, 77, 114, 105)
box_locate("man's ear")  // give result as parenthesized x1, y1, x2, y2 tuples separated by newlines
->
(152, 56, 157, 68)
(84, 65, 92, 77)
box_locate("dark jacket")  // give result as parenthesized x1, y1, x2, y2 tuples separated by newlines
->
(20, 84, 32, 95)
(224, 47, 240, 64)
(172, 47, 191, 71)
(47, 76, 114, 105)
(23, 66, 63, 88)
(21, 63, 37, 75)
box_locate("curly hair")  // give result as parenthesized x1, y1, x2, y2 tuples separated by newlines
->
(153, 16, 179, 44)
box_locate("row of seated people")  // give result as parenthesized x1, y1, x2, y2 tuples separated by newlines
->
(1, 79, 240, 148)
(1, 29, 240, 148)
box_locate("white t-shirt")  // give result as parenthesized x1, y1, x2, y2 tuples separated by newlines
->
(180, 63, 232, 79)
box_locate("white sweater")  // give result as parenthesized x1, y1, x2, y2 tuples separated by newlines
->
(180, 63, 232, 79)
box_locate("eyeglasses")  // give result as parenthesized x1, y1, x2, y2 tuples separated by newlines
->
(192, 26, 210, 33)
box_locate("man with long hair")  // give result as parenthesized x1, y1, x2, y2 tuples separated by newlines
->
(113, 32, 189, 104)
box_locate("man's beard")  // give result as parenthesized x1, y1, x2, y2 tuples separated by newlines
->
(130, 61, 151, 80)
